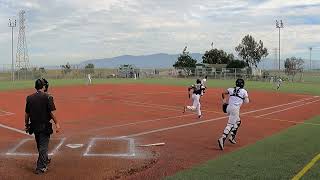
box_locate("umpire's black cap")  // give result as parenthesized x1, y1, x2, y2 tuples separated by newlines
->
(35, 78, 49, 91)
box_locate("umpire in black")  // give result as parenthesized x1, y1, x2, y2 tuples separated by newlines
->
(25, 78, 61, 174)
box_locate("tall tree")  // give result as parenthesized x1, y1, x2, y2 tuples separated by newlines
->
(85, 63, 95, 74)
(202, 48, 234, 64)
(235, 34, 268, 67)
(173, 46, 197, 76)
(60, 62, 72, 74)
(284, 57, 304, 81)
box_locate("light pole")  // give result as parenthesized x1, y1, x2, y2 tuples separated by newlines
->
(276, 20, 284, 71)
(309, 47, 312, 70)
(8, 18, 16, 82)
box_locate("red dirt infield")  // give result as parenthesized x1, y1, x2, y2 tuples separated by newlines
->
(0, 83, 319, 180)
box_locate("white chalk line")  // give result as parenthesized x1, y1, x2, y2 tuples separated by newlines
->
(120, 99, 223, 114)
(88, 113, 195, 133)
(0, 109, 15, 117)
(5, 138, 66, 156)
(85, 96, 316, 135)
(121, 97, 318, 138)
(0, 123, 32, 136)
(256, 98, 320, 118)
(83, 137, 135, 157)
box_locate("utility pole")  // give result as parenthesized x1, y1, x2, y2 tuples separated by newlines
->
(211, 42, 214, 49)
(8, 18, 16, 82)
(273, 48, 278, 70)
(309, 47, 312, 70)
(276, 20, 284, 71)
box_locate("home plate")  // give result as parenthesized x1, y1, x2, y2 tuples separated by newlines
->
(66, 144, 84, 149)
(137, 142, 165, 147)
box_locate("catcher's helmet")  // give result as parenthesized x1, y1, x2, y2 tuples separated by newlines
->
(196, 79, 201, 84)
(236, 78, 245, 88)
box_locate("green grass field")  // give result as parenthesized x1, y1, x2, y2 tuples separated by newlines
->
(1, 78, 320, 96)
(166, 116, 320, 180)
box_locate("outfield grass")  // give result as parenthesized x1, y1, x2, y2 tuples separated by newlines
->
(1, 78, 320, 95)
(166, 116, 320, 180)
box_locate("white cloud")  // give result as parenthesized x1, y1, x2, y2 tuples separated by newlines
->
(0, 0, 319, 66)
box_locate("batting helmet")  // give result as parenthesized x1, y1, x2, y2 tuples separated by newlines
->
(196, 79, 201, 84)
(236, 78, 245, 88)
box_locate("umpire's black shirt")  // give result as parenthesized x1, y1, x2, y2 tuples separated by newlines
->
(25, 91, 56, 133)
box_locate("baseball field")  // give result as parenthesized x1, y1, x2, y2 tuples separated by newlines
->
(0, 78, 319, 180)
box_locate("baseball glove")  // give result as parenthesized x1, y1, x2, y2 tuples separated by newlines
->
(222, 103, 228, 113)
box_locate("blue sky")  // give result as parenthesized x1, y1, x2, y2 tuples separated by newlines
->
(0, 0, 319, 66)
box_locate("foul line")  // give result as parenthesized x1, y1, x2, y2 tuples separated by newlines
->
(292, 153, 320, 180)
(256, 98, 320, 118)
(121, 97, 317, 138)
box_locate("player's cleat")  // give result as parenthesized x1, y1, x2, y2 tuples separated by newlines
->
(198, 115, 202, 119)
(229, 136, 237, 144)
(218, 138, 224, 150)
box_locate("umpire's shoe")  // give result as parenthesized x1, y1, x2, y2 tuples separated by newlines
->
(218, 137, 224, 150)
(34, 167, 48, 175)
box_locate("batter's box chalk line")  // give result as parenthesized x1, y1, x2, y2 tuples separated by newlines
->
(5, 138, 66, 156)
(83, 137, 136, 157)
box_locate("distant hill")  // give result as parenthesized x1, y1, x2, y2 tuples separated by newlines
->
(80, 53, 203, 68)
(77, 53, 317, 70)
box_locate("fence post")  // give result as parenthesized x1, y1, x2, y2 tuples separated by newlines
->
(235, 68, 237, 79)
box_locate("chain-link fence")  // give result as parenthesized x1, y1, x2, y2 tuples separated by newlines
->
(0, 64, 319, 84)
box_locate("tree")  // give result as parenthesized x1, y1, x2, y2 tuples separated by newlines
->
(235, 34, 268, 67)
(60, 62, 72, 74)
(202, 48, 234, 64)
(226, 60, 248, 69)
(173, 46, 197, 76)
(284, 57, 304, 81)
(85, 63, 95, 74)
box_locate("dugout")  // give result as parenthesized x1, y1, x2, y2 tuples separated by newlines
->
(117, 64, 140, 78)
(195, 63, 227, 77)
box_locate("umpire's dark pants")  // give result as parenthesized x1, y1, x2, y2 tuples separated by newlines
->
(34, 132, 50, 170)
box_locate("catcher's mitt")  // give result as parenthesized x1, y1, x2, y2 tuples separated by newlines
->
(222, 103, 228, 113)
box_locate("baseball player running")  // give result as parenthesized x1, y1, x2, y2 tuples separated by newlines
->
(87, 73, 92, 85)
(183, 79, 206, 118)
(218, 78, 249, 150)
(201, 75, 207, 96)
(276, 77, 282, 90)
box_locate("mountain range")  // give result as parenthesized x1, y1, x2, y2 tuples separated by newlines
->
(80, 53, 203, 68)
(80, 53, 280, 69)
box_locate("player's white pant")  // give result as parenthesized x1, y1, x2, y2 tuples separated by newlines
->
(227, 105, 240, 125)
(186, 94, 201, 116)
(87, 77, 92, 84)
(221, 105, 241, 139)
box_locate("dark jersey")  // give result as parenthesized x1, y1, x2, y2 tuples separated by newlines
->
(190, 83, 205, 95)
(25, 91, 56, 132)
